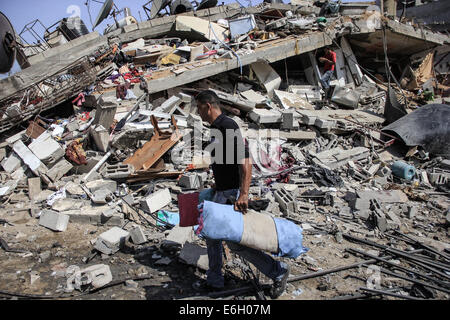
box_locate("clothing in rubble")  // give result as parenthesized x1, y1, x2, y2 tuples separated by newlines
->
(116, 82, 131, 100)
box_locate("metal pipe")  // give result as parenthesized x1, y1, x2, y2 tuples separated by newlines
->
(377, 266, 450, 295)
(207, 284, 271, 299)
(287, 259, 378, 282)
(403, 259, 450, 281)
(208, 260, 380, 298)
(81, 149, 113, 183)
(346, 248, 450, 288)
(386, 247, 450, 273)
(359, 287, 424, 300)
(343, 234, 450, 273)
(392, 230, 450, 261)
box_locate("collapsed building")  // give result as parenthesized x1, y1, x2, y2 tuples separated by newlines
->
(0, 0, 449, 301)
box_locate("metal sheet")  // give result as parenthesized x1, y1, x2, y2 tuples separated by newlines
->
(197, 0, 218, 11)
(93, 0, 114, 29)
(0, 11, 16, 73)
(382, 104, 450, 157)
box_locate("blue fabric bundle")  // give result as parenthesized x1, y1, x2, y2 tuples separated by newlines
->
(199, 201, 243, 243)
(198, 200, 308, 259)
(273, 217, 309, 258)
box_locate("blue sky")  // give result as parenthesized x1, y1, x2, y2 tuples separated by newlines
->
(1, 0, 362, 77)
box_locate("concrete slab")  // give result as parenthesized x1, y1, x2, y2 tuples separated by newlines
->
(63, 206, 123, 226)
(140, 188, 172, 213)
(90, 125, 109, 153)
(39, 210, 70, 232)
(46, 159, 73, 182)
(94, 227, 130, 255)
(86, 179, 117, 193)
(274, 90, 314, 110)
(178, 242, 209, 271)
(13, 140, 48, 176)
(357, 190, 409, 203)
(130, 226, 147, 245)
(28, 177, 41, 201)
(1, 152, 22, 173)
(248, 109, 282, 124)
(28, 132, 64, 166)
(312, 147, 370, 169)
(250, 61, 281, 97)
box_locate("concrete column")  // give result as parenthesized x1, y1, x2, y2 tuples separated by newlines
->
(384, 0, 397, 17)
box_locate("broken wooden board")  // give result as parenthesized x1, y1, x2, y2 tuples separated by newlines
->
(25, 120, 47, 139)
(126, 171, 185, 183)
(123, 116, 182, 171)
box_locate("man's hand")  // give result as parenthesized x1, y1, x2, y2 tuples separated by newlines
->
(234, 193, 249, 214)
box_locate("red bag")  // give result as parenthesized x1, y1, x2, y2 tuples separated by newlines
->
(178, 192, 199, 227)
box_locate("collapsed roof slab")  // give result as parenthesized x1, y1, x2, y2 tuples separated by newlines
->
(0, 34, 108, 100)
(348, 19, 449, 58)
(116, 3, 319, 44)
(142, 31, 334, 95)
(116, 3, 241, 43)
(27, 32, 103, 65)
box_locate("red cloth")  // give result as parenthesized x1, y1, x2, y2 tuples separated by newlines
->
(122, 73, 133, 80)
(178, 192, 200, 227)
(323, 51, 336, 72)
(72, 92, 85, 107)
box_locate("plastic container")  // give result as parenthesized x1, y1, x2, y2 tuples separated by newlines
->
(391, 161, 416, 180)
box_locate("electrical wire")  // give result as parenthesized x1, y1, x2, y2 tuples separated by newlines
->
(207, 15, 244, 75)
(86, 0, 94, 30)
(381, 23, 409, 109)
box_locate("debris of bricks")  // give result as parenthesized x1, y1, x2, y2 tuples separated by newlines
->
(0, 0, 449, 301)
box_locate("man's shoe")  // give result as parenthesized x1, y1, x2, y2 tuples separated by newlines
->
(192, 279, 224, 292)
(270, 264, 290, 299)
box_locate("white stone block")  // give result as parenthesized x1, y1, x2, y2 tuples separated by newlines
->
(29, 132, 64, 166)
(94, 227, 130, 255)
(140, 188, 172, 213)
(39, 210, 70, 232)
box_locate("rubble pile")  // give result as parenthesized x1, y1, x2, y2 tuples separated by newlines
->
(0, 1, 449, 300)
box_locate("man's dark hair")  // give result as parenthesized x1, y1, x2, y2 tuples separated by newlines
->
(195, 90, 219, 106)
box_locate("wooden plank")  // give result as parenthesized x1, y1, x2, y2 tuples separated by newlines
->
(126, 171, 184, 183)
(123, 117, 182, 171)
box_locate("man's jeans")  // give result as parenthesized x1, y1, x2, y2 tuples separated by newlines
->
(205, 189, 287, 288)
(320, 70, 334, 90)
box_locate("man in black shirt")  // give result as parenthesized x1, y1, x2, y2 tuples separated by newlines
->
(194, 90, 290, 299)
